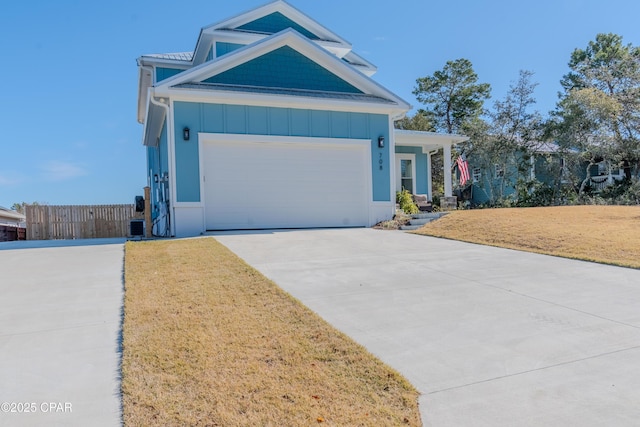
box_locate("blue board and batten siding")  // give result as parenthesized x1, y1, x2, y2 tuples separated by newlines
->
(215, 42, 245, 58)
(237, 12, 319, 39)
(172, 101, 391, 203)
(204, 46, 362, 94)
(156, 67, 185, 83)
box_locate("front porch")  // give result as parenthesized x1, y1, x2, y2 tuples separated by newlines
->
(393, 129, 469, 202)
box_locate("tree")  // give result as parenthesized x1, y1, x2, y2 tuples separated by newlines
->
(394, 109, 435, 132)
(11, 201, 44, 214)
(554, 33, 640, 190)
(466, 70, 544, 204)
(413, 58, 491, 134)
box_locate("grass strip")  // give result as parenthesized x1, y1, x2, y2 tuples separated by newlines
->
(415, 205, 640, 269)
(122, 237, 420, 426)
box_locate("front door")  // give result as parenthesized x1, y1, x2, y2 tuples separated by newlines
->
(396, 154, 416, 194)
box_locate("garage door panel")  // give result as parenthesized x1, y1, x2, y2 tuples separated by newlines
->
(204, 139, 369, 230)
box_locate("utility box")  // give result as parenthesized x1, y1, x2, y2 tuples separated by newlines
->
(130, 219, 145, 237)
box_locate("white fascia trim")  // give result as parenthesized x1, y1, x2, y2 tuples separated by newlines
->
(138, 57, 193, 68)
(193, 32, 214, 65)
(138, 66, 153, 124)
(202, 0, 351, 47)
(157, 29, 411, 111)
(162, 87, 407, 116)
(344, 51, 378, 73)
(344, 63, 377, 78)
(394, 130, 469, 147)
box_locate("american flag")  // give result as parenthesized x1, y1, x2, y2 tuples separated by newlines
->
(456, 154, 470, 186)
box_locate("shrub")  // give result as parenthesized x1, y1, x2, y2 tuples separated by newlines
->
(599, 178, 640, 205)
(396, 190, 419, 215)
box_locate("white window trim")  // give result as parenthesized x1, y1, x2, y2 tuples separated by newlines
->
(472, 167, 482, 183)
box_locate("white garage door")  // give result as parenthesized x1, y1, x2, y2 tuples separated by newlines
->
(203, 137, 370, 230)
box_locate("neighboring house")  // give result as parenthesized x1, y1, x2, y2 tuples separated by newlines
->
(585, 160, 626, 192)
(462, 141, 627, 205)
(464, 142, 565, 205)
(137, 0, 467, 236)
(0, 206, 26, 242)
(0, 206, 25, 227)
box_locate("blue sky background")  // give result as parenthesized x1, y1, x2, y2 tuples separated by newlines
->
(1, 0, 639, 208)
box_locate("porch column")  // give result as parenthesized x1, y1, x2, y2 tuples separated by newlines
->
(426, 151, 433, 200)
(443, 143, 453, 197)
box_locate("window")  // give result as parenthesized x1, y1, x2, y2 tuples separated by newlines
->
(396, 154, 416, 194)
(494, 164, 505, 178)
(472, 168, 482, 183)
(400, 159, 413, 192)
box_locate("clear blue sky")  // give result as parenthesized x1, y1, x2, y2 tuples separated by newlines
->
(1, 0, 639, 208)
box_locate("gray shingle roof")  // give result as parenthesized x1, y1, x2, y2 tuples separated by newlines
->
(143, 52, 194, 62)
(172, 82, 397, 104)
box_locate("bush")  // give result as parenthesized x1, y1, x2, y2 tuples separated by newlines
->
(515, 178, 579, 207)
(599, 178, 640, 205)
(396, 190, 419, 215)
(515, 178, 554, 207)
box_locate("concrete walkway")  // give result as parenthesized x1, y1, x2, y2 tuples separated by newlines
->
(213, 228, 640, 427)
(0, 239, 125, 427)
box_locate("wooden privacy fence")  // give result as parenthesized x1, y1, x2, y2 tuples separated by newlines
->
(25, 204, 137, 240)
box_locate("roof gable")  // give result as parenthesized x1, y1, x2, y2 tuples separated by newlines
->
(203, 45, 362, 94)
(192, 1, 354, 64)
(156, 29, 409, 111)
(236, 11, 319, 39)
(205, 1, 346, 43)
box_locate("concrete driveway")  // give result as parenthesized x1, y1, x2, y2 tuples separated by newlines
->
(213, 228, 640, 427)
(0, 239, 125, 427)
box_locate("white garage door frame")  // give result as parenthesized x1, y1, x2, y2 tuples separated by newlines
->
(198, 133, 373, 230)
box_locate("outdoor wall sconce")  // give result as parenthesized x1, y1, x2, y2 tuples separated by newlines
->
(378, 136, 385, 148)
(183, 127, 190, 141)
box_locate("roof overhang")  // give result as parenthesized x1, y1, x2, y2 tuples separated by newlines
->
(137, 65, 153, 124)
(142, 93, 167, 147)
(155, 84, 408, 117)
(394, 129, 469, 152)
(0, 209, 25, 222)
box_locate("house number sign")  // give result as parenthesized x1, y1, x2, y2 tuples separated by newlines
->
(379, 152, 384, 170)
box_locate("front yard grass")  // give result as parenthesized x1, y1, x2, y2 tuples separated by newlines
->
(414, 205, 640, 269)
(122, 238, 420, 426)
